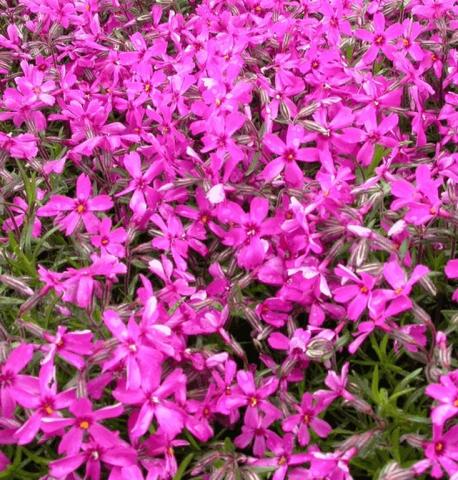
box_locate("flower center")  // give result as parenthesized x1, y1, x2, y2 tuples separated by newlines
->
(402, 38, 411, 47)
(144, 83, 151, 93)
(225, 386, 232, 395)
(430, 207, 437, 215)
(249, 396, 258, 407)
(360, 286, 368, 293)
(375, 35, 385, 45)
(435, 441, 444, 454)
(43, 404, 54, 415)
(453, 398, 458, 407)
(150, 395, 160, 404)
(75, 202, 87, 214)
(33, 87, 41, 95)
(394, 287, 403, 295)
(303, 413, 311, 424)
(285, 151, 295, 162)
(79, 420, 90, 430)
(101, 237, 109, 246)
(278, 455, 288, 465)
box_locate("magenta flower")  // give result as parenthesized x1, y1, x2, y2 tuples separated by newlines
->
(114, 365, 186, 439)
(215, 197, 274, 269)
(15, 61, 56, 106)
(397, 19, 425, 61)
(89, 217, 127, 258)
(49, 438, 137, 480)
(102, 310, 160, 390)
(382, 259, 429, 306)
(0, 344, 37, 418)
(2, 195, 42, 237)
(413, 424, 458, 478)
(282, 393, 332, 446)
(250, 433, 309, 480)
(116, 152, 162, 217)
(235, 408, 279, 457)
(37, 173, 113, 235)
(343, 111, 398, 166)
(14, 362, 75, 445)
(356, 13, 402, 64)
(315, 362, 354, 408)
(220, 369, 280, 419)
(0, 132, 38, 160)
(391, 165, 447, 225)
(42, 326, 93, 369)
(445, 259, 458, 301)
(426, 371, 458, 426)
(333, 265, 377, 321)
(42, 398, 123, 455)
(260, 124, 318, 186)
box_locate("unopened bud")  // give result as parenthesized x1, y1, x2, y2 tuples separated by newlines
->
(16, 319, 45, 338)
(0, 274, 34, 297)
(418, 276, 437, 297)
(306, 338, 334, 361)
(371, 233, 396, 253)
(339, 429, 378, 451)
(350, 239, 368, 267)
(296, 102, 319, 119)
(345, 397, 374, 415)
(77, 372, 87, 398)
(401, 433, 424, 449)
(379, 461, 415, 480)
(411, 303, 432, 325)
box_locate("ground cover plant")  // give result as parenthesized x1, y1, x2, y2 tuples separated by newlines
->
(0, 0, 457, 478)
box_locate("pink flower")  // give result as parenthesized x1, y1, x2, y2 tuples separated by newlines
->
(89, 217, 127, 258)
(235, 408, 279, 457)
(260, 124, 318, 187)
(356, 14, 402, 64)
(413, 424, 458, 478)
(333, 265, 377, 321)
(114, 364, 186, 439)
(250, 433, 309, 480)
(0, 344, 36, 418)
(14, 362, 75, 445)
(42, 398, 123, 455)
(37, 174, 113, 235)
(282, 393, 332, 446)
(426, 371, 458, 426)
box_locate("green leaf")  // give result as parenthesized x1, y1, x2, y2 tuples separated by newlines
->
(371, 365, 380, 403)
(173, 453, 194, 480)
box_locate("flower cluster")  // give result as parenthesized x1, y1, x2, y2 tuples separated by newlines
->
(0, 0, 457, 478)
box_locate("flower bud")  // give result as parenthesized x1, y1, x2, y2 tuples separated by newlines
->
(378, 461, 415, 480)
(305, 338, 334, 361)
(0, 274, 34, 297)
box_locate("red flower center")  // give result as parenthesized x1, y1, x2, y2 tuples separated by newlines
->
(79, 419, 91, 430)
(435, 441, 444, 454)
(375, 35, 385, 45)
(75, 202, 87, 214)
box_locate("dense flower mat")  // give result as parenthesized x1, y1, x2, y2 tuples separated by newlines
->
(0, 0, 457, 478)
